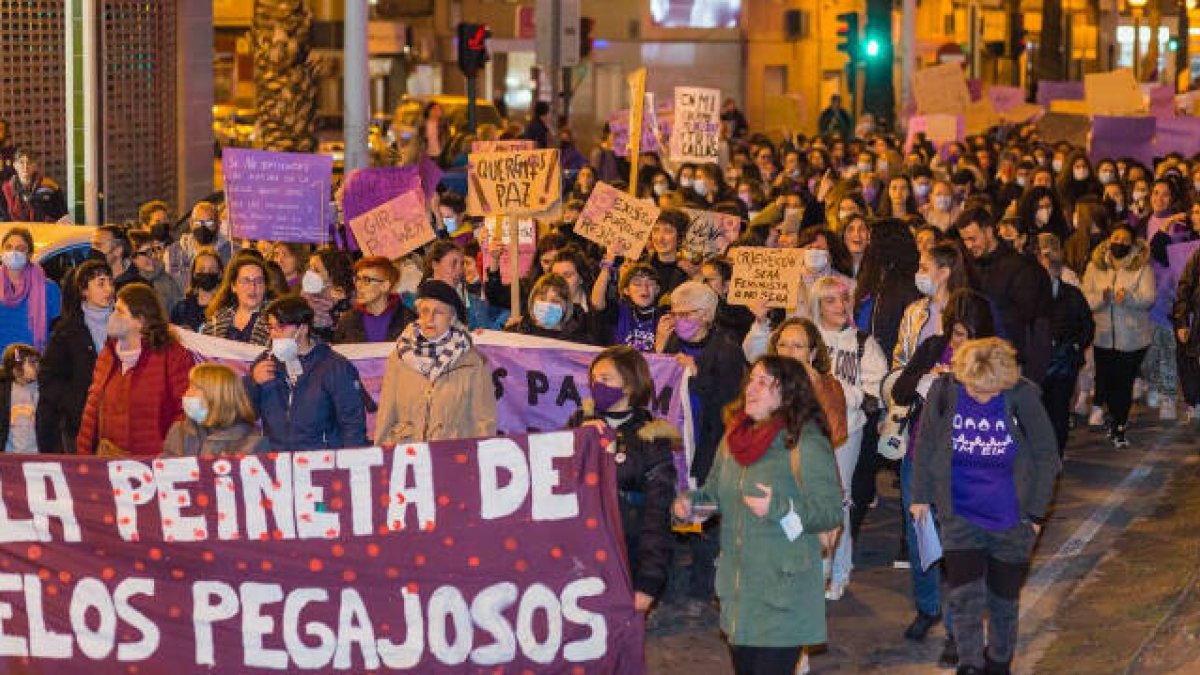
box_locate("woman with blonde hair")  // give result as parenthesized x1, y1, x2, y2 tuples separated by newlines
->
(911, 337, 1060, 675)
(162, 363, 267, 457)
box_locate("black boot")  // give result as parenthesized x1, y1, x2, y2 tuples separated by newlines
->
(904, 611, 942, 641)
(955, 667, 983, 675)
(939, 635, 959, 668)
(984, 653, 1011, 675)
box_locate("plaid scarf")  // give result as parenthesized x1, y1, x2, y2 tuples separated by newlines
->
(395, 321, 472, 382)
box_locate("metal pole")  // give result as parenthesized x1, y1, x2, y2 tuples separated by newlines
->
(466, 75, 478, 132)
(901, 0, 916, 116)
(343, 0, 370, 172)
(83, 0, 99, 225)
(969, 1, 981, 79)
(549, 0, 561, 140)
(1179, 1, 1190, 92)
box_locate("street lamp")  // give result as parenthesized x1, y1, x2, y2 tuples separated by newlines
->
(1129, 0, 1148, 81)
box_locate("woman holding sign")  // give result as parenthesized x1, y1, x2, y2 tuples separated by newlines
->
(673, 356, 843, 675)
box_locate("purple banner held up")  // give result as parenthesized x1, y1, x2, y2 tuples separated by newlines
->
(1158, 117, 1200, 157)
(222, 148, 332, 244)
(1036, 80, 1085, 107)
(1090, 115, 1157, 168)
(342, 166, 425, 224)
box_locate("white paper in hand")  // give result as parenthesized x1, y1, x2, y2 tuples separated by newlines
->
(914, 512, 943, 571)
(780, 499, 804, 542)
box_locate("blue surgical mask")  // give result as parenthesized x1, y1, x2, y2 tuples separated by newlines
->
(532, 300, 564, 328)
(442, 216, 457, 232)
(182, 396, 208, 424)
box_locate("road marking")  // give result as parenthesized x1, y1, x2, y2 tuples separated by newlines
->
(1020, 440, 1171, 619)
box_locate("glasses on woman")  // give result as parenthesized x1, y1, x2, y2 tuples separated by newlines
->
(354, 274, 387, 286)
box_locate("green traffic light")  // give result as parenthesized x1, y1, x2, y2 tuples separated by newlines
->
(865, 39, 881, 58)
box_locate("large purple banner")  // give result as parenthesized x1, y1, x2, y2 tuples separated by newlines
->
(1090, 116, 1157, 168)
(0, 429, 645, 673)
(222, 148, 333, 244)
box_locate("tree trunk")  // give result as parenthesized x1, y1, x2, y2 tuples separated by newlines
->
(1144, 0, 1162, 82)
(1037, 0, 1065, 82)
(253, 0, 318, 152)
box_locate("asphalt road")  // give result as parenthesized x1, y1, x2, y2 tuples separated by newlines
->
(645, 405, 1200, 674)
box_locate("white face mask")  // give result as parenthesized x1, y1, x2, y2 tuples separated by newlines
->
(693, 181, 709, 197)
(1099, 171, 1115, 185)
(933, 195, 952, 212)
(914, 272, 937, 297)
(803, 248, 829, 271)
(1052, 159, 1064, 173)
(301, 269, 324, 295)
(182, 396, 208, 424)
(679, 177, 694, 189)
(1036, 207, 1052, 226)
(1072, 167, 1088, 181)
(914, 183, 931, 198)
(272, 337, 299, 362)
(653, 183, 668, 197)
(1, 250, 27, 272)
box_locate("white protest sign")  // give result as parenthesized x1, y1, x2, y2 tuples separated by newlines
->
(728, 247, 805, 308)
(669, 87, 721, 164)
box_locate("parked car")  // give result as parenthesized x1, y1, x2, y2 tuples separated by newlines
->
(0, 223, 96, 286)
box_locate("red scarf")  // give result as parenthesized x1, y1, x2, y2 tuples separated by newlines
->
(726, 411, 786, 467)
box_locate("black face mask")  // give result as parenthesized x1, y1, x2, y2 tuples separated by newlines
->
(1110, 243, 1132, 260)
(191, 272, 220, 291)
(88, 247, 107, 262)
(150, 222, 172, 244)
(192, 225, 217, 246)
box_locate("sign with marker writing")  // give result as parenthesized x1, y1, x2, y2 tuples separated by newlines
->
(669, 87, 720, 164)
(222, 148, 332, 243)
(470, 139, 536, 153)
(728, 247, 805, 308)
(574, 181, 661, 261)
(467, 149, 561, 217)
(347, 189, 435, 260)
(682, 208, 742, 258)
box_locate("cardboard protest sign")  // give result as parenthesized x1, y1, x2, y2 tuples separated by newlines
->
(682, 208, 742, 258)
(479, 216, 537, 284)
(1036, 80, 1085, 106)
(1037, 112, 1091, 148)
(913, 63, 971, 115)
(903, 114, 964, 154)
(1049, 100, 1089, 115)
(222, 148, 332, 243)
(1085, 70, 1145, 116)
(764, 95, 805, 136)
(0, 429, 647, 673)
(470, 139, 536, 153)
(988, 85, 1026, 113)
(342, 165, 425, 224)
(728, 247, 805, 308)
(467, 149, 561, 216)
(670, 87, 721, 164)
(347, 188, 434, 260)
(574, 181, 661, 260)
(1090, 115, 1156, 167)
(998, 103, 1044, 124)
(1156, 117, 1200, 156)
(964, 99, 1002, 135)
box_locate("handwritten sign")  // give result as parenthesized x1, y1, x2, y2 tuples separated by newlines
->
(574, 181, 661, 261)
(347, 188, 434, 259)
(1085, 69, 1145, 116)
(222, 148, 332, 243)
(471, 139, 536, 153)
(467, 149, 561, 216)
(682, 208, 742, 258)
(728, 247, 805, 308)
(913, 63, 971, 116)
(480, 216, 537, 284)
(670, 87, 721, 164)
(608, 103, 670, 157)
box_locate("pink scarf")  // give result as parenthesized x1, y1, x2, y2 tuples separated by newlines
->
(0, 263, 48, 350)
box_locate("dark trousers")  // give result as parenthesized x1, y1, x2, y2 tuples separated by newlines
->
(942, 514, 1035, 670)
(1042, 371, 1079, 455)
(686, 521, 719, 601)
(1094, 346, 1148, 428)
(729, 644, 803, 675)
(849, 411, 883, 539)
(1179, 339, 1200, 406)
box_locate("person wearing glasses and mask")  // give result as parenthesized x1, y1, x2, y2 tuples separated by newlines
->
(121, 231, 183, 315)
(334, 257, 414, 343)
(245, 296, 367, 451)
(164, 201, 232, 290)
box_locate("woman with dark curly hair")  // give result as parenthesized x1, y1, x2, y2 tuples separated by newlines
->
(77, 283, 192, 456)
(302, 247, 355, 342)
(673, 356, 843, 675)
(852, 217, 921, 359)
(1016, 186, 1070, 248)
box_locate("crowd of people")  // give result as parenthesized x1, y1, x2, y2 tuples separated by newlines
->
(2, 101, 1200, 675)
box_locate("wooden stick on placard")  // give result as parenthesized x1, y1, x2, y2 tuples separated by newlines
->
(507, 215, 521, 321)
(627, 68, 647, 196)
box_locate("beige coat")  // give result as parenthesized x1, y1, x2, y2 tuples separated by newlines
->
(374, 347, 498, 444)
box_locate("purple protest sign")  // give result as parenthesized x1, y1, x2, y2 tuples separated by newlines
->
(1158, 117, 1200, 157)
(1149, 85, 1176, 119)
(1036, 80, 1085, 106)
(342, 166, 425, 224)
(988, 85, 1026, 113)
(1169, 240, 1200, 276)
(222, 148, 332, 244)
(1090, 116, 1156, 168)
(0, 430, 646, 673)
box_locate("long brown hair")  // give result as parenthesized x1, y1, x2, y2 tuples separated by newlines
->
(724, 355, 830, 447)
(117, 283, 174, 350)
(205, 255, 272, 321)
(767, 317, 833, 375)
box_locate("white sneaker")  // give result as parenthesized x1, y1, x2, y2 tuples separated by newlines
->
(1160, 396, 1178, 422)
(1088, 406, 1106, 428)
(1147, 388, 1160, 409)
(825, 580, 847, 601)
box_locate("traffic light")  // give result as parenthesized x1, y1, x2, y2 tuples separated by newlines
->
(456, 23, 491, 77)
(864, 37, 881, 58)
(580, 17, 595, 59)
(836, 12, 860, 61)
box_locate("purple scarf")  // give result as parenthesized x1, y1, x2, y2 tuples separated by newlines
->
(0, 263, 48, 350)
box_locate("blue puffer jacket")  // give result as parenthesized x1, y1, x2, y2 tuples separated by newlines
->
(244, 343, 368, 451)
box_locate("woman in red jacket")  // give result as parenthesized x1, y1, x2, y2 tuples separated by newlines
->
(77, 283, 193, 456)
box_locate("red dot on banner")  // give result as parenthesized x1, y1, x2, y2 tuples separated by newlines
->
(376, 524, 389, 536)
(342, 570, 356, 582)
(585, 472, 599, 486)
(366, 544, 380, 558)
(515, 559, 529, 572)
(236, 561, 247, 571)
(573, 667, 587, 675)
(332, 479, 343, 492)
(454, 453, 468, 464)
(101, 568, 115, 580)
(260, 560, 273, 572)
(550, 547, 563, 559)
(325, 529, 337, 538)
(165, 535, 175, 543)
(142, 472, 151, 482)
(423, 521, 436, 532)
(386, 567, 400, 579)
(102, 514, 113, 525)
(127, 666, 138, 674)
(202, 551, 214, 563)
(436, 495, 450, 507)
(171, 569, 184, 580)
(217, 512, 227, 522)
(271, 480, 282, 491)
(324, 454, 333, 465)
(163, 518, 174, 527)
(504, 538, 518, 551)
(193, 528, 206, 539)
(129, 532, 139, 543)
(295, 457, 308, 466)
(468, 557, 480, 567)
(46, 585, 58, 596)
(177, 495, 187, 506)
(391, 520, 404, 531)
(267, 452, 279, 461)
(58, 571, 71, 583)
(406, 582, 419, 594)
(190, 470, 199, 480)
(442, 536, 454, 547)
(133, 562, 144, 572)
(27, 545, 42, 561)
(309, 558, 324, 572)
(148, 548, 162, 561)
(168, 606, 181, 619)
(329, 497, 344, 511)
(595, 550, 608, 563)
(272, 529, 285, 541)
(114, 466, 122, 473)
(414, 554, 426, 566)
(112, 488, 122, 497)
(378, 494, 390, 508)
(258, 532, 268, 542)
(196, 494, 210, 508)
(394, 493, 406, 504)
(405, 446, 417, 457)
(331, 544, 345, 558)
(154, 461, 164, 471)
(78, 464, 89, 475)
(586, 518, 598, 529)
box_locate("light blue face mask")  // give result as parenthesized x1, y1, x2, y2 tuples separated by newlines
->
(532, 300, 564, 329)
(182, 396, 208, 424)
(442, 216, 457, 232)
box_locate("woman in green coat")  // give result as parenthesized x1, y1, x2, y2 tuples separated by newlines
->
(673, 355, 845, 675)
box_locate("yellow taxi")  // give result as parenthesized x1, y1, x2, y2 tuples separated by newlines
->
(1, 222, 97, 285)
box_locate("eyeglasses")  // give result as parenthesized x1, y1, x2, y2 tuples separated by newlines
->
(670, 309, 703, 321)
(134, 246, 164, 258)
(237, 277, 266, 287)
(355, 275, 388, 286)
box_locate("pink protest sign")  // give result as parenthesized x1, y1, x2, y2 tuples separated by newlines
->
(347, 188, 435, 259)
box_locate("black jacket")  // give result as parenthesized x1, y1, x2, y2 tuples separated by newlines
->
(567, 408, 679, 597)
(892, 335, 950, 408)
(36, 312, 100, 452)
(505, 310, 595, 346)
(1174, 247, 1200, 357)
(662, 327, 746, 483)
(170, 293, 207, 332)
(333, 302, 414, 344)
(647, 255, 689, 296)
(857, 273, 921, 361)
(970, 241, 1053, 382)
(1046, 278, 1095, 378)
